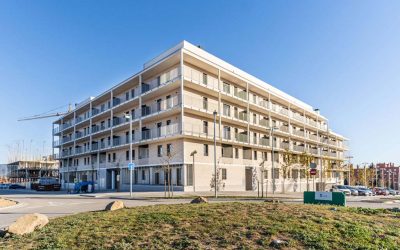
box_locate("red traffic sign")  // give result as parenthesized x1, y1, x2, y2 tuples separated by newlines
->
(310, 169, 317, 175)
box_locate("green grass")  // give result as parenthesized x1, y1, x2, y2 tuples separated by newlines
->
(1, 203, 400, 249)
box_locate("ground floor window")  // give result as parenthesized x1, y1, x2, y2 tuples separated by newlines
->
(221, 168, 227, 180)
(186, 164, 193, 186)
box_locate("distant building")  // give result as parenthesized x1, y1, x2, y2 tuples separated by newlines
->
(376, 163, 399, 190)
(6, 158, 59, 184)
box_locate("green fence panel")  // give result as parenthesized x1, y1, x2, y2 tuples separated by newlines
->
(304, 191, 346, 206)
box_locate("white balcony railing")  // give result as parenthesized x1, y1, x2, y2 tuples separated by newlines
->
(184, 65, 219, 90)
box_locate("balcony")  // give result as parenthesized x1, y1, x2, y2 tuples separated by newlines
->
(75, 131, 83, 139)
(141, 95, 180, 118)
(293, 144, 305, 152)
(184, 66, 219, 90)
(280, 126, 289, 133)
(308, 148, 318, 155)
(292, 113, 305, 122)
(280, 142, 290, 150)
(141, 124, 179, 141)
(142, 67, 180, 94)
(308, 134, 318, 141)
(279, 108, 289, 116)
(259, 137, 270, 146)
(113, 98, 121, 107)
(184, 95, 218, 113)
(61, 122, 73, 131)
(234, 111, 248, 122)
(235, 133, 248, 143)
(139, 148, 149, 159)
(259, 119, 269, 127)
(62, 136, 73, 144)
(258, 100, 269, 109)
(233, 89, 247, 100)
(292, 129, 304, 137)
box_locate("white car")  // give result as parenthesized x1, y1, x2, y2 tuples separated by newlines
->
(332, 185, 351, 196)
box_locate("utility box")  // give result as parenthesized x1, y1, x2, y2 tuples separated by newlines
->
(304, 191, 346, 206)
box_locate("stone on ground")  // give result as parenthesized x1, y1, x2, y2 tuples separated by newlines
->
(190, 196, 208, 204)
(105, 200, 125, 211)
(8, 213, 49, 235)
(0, 198, 17, 208)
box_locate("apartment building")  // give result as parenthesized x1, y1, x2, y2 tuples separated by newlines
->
(52, 41, 348, 192)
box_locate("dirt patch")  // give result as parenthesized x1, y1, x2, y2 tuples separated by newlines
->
(0, 198, 17, 208)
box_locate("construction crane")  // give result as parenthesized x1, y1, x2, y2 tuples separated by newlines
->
(18, 104, 72, 121)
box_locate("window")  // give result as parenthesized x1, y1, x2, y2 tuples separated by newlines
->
(166, 95, 172, 108)
(157, 99, 162, 112)
(223, 104, 230, 116)
(186, 164, 193, 185)
(132, 150, 135, 160)
(108, 154, 111, 162)
(221, 168, 227, 180)
(264, 170, 268, 179)
(235, 148, 239, 159)
(253, 113, 257, 124)
(252, 93, 257, 103)
(223, 82, 230, 93)
(203, 73, 208, 85)
(125, 92, 129, 101)
(112, 153, 116, 162)
(126, 151, 129, 161)
(253, 132, 257, 144)
(131, 88, 135, 98)
(157, 145, 163, 157)
(222, 144, 233, 158)
(203, 121, 208, 134)
(273, 168, 280, 179)
(273, 152, 279, 162)
(142, 170, 145, 180)
(203, 144, 209, 156)
(262, 152, 268, 160)
(223, 126, 231, 140)
(254, 151, 257, 160)
(167, 144, 172, 156)
(203, 97, 208, 110)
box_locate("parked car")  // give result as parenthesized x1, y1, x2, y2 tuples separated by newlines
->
(331, 185, 351, 196)
(373, 187, 389, 196)
(355, 187, 373, 196)
(8, 184, 26, 189)
(344, 185, 359, 196)
(0, 183, 10, 189)
(387, 189, 399, 195)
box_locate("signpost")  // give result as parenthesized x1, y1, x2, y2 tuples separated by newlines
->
(128, 163, 135, 197)
(310, 163, 317, 191)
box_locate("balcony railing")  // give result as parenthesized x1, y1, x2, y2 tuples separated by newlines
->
(280, 126, 289, 133)
(141, 95, 180, 118)
(184, 65, 219, 90)
(280, 142, 290, 150)
(259, 119, 269, 127)
(184, 95, 218, 113)
(259, 137, 270, 146)
(293, 144, 305, 152)
(141, 124, 179, 141)
(142, 67, 180, 94)
(235, 133, 248, 143)
(292, 129, 304, 137)
(233, 89, 247, 100)
(309, 134, 318, 141)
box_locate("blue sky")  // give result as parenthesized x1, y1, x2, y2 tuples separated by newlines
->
(0, 0, 399, 165)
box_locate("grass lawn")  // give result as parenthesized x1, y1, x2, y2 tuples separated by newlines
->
(1, 202, 400, 249)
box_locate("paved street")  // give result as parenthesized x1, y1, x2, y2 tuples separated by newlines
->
(1, 190, 400, 230)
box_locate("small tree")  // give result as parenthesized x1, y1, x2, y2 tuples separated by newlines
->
(299, 152, 314, 191)
(280, 149, 296, 193)
(160, 146, 180, 198)
(210, 166, 225, 192)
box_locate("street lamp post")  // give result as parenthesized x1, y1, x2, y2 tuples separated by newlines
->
(213, 111, 218, 198)
(124, 113, 133, 198)
(267, 126, 279, 196)
(190, 150, 197, 192)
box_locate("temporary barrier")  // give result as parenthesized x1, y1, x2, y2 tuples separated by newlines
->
(304, 191, 346, 206)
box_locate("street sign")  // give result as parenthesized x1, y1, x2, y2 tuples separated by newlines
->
(128, 163, 136, 170)
(310, 169, 317, 175)
(310, 162, 317, 169)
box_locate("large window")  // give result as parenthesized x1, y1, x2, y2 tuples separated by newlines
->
(203, 121, 208, 135)
(223, 126, 231, 140)
(223, 104, 230, 116)
(223, 82, 230, 94)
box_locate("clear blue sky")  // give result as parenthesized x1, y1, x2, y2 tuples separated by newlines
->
(0, 0, 399, 165)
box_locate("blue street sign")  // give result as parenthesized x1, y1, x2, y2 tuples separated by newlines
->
(128, 163, 135, 170)
(310, 162, 317, 169)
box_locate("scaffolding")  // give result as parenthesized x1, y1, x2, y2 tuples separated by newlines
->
(4, 159, 59, 184)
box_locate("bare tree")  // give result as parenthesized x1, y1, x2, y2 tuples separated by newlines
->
(160, 146, 180, 198)
(280, 149, 296, 193)
(299, 152, 314, 191)
(210, 167, 226, 192)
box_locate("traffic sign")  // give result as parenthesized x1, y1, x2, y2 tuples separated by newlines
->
(310, 169, 317, 175)
(310, 162, 317, 169)
(128, 163, 136, 170)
